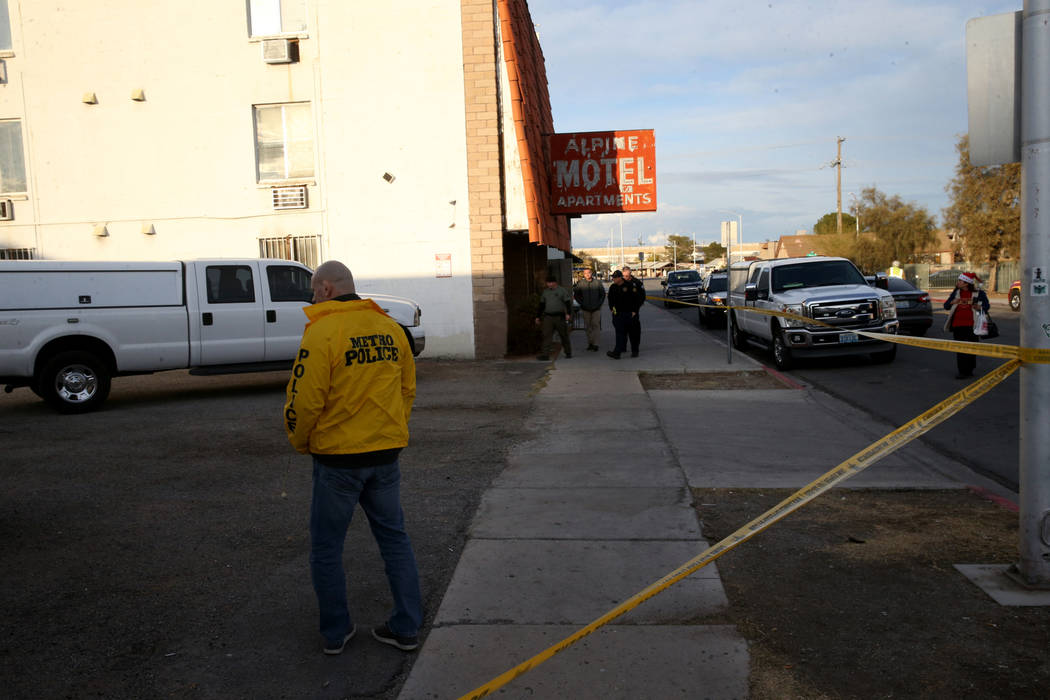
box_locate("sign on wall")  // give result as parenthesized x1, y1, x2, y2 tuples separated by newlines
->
(550, 129, 656, 215)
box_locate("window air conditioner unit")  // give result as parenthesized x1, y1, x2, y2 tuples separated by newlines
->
(272, 185, 308, 210)
(262, 38, 299, 64)
(0, 199, 12, 221)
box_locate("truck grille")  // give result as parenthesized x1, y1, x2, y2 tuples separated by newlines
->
(807, 298, 878, 329)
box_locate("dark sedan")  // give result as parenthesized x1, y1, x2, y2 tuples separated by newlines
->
(887, 277, 933, 335)
(696, 272, 728, 326)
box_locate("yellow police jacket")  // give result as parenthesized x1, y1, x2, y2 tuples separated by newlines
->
(284, 297, 416, 456)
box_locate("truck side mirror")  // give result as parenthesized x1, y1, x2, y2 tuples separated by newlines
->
(744, 284, 757, 302)
(660, 280, 667, 286)
(873, 272, 889, 290)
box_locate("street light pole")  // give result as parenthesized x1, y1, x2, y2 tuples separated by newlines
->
(719, 210, 743, 366)
(1017, 0, 1050, 586)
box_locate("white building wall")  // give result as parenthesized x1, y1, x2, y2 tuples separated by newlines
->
(0, 1, 479, 357)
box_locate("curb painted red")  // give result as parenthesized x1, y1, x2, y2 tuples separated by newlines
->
(761, 364, 806, 390)
(968, 485, 1019, 512)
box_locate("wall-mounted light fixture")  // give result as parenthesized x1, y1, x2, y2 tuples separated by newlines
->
(382, 172, 395, 183)
(92, 224, 109, 237)
(82, 92, 98, 104)
(131, 88, 146, 101)
(141, 223, 156, 235)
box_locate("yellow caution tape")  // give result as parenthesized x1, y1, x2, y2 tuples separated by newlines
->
(644, 295, 1050, 363)
(458, 359, 1021, 699)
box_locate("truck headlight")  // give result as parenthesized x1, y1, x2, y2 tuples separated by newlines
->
(879, 296, 897, 320)
(781, 303, 806, 328)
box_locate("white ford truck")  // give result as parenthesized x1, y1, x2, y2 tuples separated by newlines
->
(726, 256, 898, 370)
(0, 259, 424, 413)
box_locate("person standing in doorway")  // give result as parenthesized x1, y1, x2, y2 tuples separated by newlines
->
(620, 265, 645, 357)
(284, 260, 422, 655)
(573, 267, 605, 352)
(534, 274, 572, 361)
(943, 271, 989, 379)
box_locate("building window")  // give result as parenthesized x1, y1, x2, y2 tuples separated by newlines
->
(0, 247, 34, 260)
(259, 234, 321, 270)
(248, 0, 307, 37)
(254, 103, 313, 182)
(0, 1, 11, 52)
(0, 120, 26, 194)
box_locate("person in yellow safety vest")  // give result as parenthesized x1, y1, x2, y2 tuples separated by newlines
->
(888, 260, 903, 278)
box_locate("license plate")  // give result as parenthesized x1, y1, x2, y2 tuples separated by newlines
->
(839, 332, 859, 343)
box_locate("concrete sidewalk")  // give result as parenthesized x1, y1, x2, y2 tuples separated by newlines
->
(399, 298, 1004, 699)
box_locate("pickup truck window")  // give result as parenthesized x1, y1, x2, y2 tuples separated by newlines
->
(771, 260, 865, 293)
(206, 265, 256, 303)
(756, 267, 769, 294)
(705, 276, 727, 293)
(267, 264, 313, 302)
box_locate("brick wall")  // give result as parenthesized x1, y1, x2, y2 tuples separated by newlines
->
(460, 0, 507, 358)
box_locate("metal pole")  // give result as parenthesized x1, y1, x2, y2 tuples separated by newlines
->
(1018, 0, 1050, 586)
(619, 214, 624, 268)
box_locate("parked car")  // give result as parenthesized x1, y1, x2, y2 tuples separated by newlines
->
(886, 277, 933, 335)
(696, 272, 728, 326)
(865, 275, 932, 335)
(661, 269, 702, 307)
(1009, 280, 1021, 311)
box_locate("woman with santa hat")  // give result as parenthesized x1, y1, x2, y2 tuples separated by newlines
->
(943, 271, 990, 379)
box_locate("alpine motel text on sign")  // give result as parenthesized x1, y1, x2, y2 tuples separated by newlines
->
(550, 129, 657, 215)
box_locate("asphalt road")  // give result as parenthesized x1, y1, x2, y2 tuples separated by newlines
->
(0, 359, 548, 699)
(653, 290, 1022, 491)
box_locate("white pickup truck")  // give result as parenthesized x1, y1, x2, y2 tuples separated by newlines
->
(0, 259, 424, 413)
(726, 256, 898, 370)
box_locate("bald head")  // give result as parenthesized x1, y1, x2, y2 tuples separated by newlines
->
(311, 260, 356, 302)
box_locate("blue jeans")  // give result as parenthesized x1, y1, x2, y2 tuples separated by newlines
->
(309, 458, 423, 644)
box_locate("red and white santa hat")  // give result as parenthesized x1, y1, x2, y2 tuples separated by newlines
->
(958, 272, 978, 285)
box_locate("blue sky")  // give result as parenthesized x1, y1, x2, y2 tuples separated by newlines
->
(526, 0, 1019, 249)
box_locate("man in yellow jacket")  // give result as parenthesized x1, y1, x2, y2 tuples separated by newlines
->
(284, 260, 421, 655)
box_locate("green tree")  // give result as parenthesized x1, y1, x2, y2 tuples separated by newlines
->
(813, 211, 857, 235)
(942, 134, 1020, 264)
(854, 185, 937, 269)
(701, 241, 726, 263)
(663, 234, 694, 264)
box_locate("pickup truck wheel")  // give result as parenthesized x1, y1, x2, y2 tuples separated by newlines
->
(772, 331, 793, 370)
(730, 315, 746, 349)
(39, 351, 111, 414)
(870, 346, 897, 364)
(1009, 290, 1020, 311)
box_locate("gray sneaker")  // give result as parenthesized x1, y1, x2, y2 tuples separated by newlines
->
(323, 625, 356, 655)
(372, 624, 418, 651)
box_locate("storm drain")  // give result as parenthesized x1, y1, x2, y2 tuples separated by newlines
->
(639, 370, 794, 390)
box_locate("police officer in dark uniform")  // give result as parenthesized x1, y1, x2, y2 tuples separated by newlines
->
(620, 265, 645, 357)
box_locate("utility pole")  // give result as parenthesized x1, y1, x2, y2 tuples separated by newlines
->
(1017, 0, 1050, 587)
(834, 137, 845, 235)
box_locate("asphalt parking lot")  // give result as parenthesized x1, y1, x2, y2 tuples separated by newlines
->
(0, 359, 547, 699)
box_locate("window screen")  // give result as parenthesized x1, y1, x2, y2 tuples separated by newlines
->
(249, 0, 307, 37)
(254, 103, 314, 181)
(0, 120, 26, 193)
